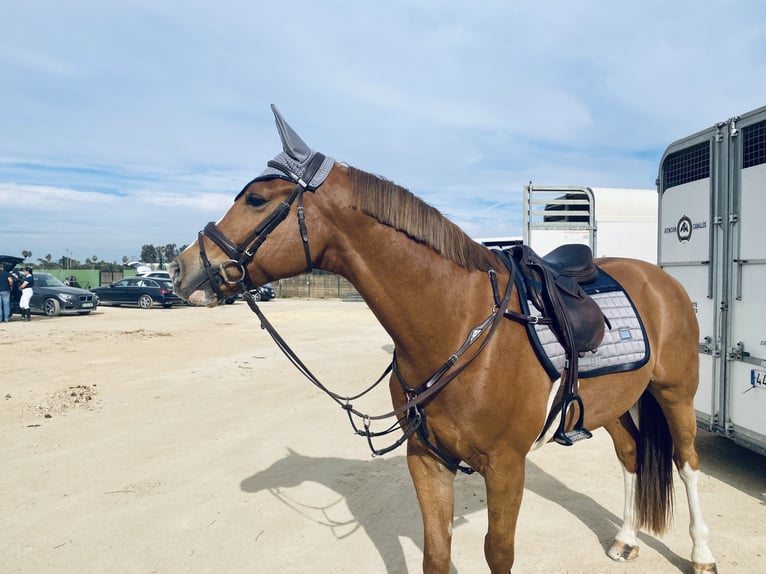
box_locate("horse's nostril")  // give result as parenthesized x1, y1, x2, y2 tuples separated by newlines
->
(168, 260, 180, 280)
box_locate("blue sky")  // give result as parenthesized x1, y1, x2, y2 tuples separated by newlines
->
(2, 1, 765, 264)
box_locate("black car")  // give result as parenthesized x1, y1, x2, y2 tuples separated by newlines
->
(223, 283, 276, 304)
(252, 283, 275, 301)
(90, 276, 183, 309)
(0, 256, 99, 317)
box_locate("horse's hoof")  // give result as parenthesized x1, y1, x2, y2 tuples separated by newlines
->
(607, 540, 639, 562)
(693, 563, 718, 574)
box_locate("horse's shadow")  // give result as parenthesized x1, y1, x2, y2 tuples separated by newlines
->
(241, 450, 438, 573)
(241, 448, 694, 573)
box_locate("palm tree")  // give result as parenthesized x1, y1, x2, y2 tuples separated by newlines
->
(21, 250, 31, 262)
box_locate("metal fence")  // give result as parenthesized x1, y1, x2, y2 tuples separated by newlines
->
(274, 273, 359, 299)
(39, 268, 358, 299)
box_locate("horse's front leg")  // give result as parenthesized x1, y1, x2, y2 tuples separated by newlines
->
(407, 440, 457, 574)
(483, 450, 526, 574)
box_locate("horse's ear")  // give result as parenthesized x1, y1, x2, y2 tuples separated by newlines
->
(271, 104, 311, 163)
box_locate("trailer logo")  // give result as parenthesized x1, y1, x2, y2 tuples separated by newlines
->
(664, 215, 707, 243)
(676, 215, 693, 243)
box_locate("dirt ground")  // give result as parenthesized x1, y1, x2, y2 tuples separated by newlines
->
(1, 299, 764, 574)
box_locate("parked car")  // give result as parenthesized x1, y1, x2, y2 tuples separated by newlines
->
(125, 261, 151, 275)
(0, 256, 98, 317)
(90, 276, 183, 309)
(224, 283, 276, 304)
(254, 283, 276, 301)
(139, 270, 172, 281)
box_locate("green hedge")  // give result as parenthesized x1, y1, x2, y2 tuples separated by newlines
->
(42, 269, 101, 290)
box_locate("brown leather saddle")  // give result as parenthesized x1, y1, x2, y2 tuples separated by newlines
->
(507, 244, 607, 445)
(511, 244, 605, 353)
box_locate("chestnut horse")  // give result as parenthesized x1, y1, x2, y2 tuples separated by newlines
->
(170, 106, 717, 574)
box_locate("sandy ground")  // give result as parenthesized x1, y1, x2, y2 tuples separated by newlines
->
(1, 299, 764, 574)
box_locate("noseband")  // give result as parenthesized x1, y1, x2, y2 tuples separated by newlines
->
(197, 153, 327, 299)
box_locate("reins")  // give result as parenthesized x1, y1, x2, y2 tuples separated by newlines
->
(239, 263, 515, 472)
(196, 155, 516, 471)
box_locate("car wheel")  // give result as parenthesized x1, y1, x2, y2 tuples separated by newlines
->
(253, 290, 262, 301)
(138, 294, 154, 309)
(43, 298, 61, 317)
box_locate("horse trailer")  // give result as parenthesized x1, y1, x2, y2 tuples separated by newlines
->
(658, 105, 766, 456)
(523, 184, 658, 262)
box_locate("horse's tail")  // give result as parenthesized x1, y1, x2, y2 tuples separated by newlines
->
(635, 390, 674, 535)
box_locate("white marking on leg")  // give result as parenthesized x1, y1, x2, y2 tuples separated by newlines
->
(678, 462, 716, 565)
(615, 465, 639, 547)
(628, 403, 640, 430)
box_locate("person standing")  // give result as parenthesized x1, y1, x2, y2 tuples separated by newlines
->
(0, 264, 13, 322)
(18, 268, 34, 321)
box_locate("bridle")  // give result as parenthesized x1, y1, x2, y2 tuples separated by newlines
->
(193, 153, 517, 473)
(197, 152, 327, 300)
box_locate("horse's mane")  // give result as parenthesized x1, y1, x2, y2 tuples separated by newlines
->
(348, 166, 501, 271)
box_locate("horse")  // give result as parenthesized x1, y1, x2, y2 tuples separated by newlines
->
(169, 105, 717, 574)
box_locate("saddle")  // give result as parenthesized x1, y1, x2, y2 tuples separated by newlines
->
(511, 244, 605, 353)
(507, 244, 607, 446)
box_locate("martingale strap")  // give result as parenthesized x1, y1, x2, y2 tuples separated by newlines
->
(239, 264, 516, 469)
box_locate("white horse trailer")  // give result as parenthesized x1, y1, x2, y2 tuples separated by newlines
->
(658, 105, 766, 455)
(523, 184, 658, 262)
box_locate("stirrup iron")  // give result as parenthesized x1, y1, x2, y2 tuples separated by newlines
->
(553, 394, 592, 446)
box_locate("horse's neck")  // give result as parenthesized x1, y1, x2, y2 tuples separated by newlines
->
(323, 225, 498, 372)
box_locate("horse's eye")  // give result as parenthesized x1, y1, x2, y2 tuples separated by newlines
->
(245, 194, 268, 208)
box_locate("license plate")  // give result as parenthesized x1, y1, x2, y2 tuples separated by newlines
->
(751, 368, 766, 390)
(82, 303, 94, 308)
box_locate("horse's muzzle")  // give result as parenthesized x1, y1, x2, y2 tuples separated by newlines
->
(168, 259, 222, 307)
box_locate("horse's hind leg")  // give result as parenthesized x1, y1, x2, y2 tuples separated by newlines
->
(604, 413, 641, 562)
(652, 387, 718, 573)
(678, 461, 718, 573)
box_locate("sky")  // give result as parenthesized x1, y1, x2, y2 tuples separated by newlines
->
(2, 1, 765, 264)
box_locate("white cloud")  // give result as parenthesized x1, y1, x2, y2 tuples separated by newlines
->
(0, 183, 117, 208)
(0, 181, 231, 262)
(1, 1, 765, 263)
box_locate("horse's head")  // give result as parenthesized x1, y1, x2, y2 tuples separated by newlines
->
(170, 105, 339, 306)
(240, 448, 316, 493)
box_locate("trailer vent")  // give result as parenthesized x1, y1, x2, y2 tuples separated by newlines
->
(743, 119, 766, 169)
(662, 141, 710, 189)
(542, 192, 591, 223)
